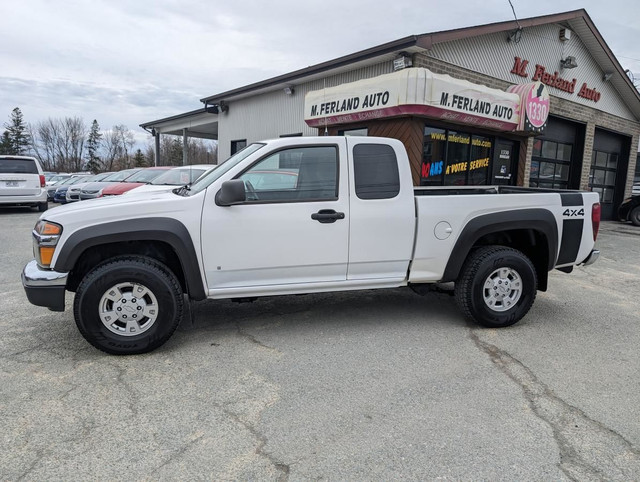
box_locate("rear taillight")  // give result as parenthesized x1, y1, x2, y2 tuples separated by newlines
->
(591, 202, 601, 241)
(39, 175, 45, 187)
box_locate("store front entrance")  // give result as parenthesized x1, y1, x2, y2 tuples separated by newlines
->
(421, 125, 517, 187)
(530, 116, 584, 190)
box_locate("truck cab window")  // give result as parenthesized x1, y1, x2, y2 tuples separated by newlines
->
(238, 146, 337, 202)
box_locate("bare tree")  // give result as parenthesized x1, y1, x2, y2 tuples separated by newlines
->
(30, 117, 86, 172)
(146, 136, 217, 166)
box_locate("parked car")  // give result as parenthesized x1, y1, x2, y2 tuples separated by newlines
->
(22, 136, 601, 355)
(47, 179, 67, 201)
(66, 172, 113, 203)
(53, 175, 98, 204)
(618, 195, 640, 226)
(100, 167, 172, 197)
(126, 164, 215, 195)
(0, 155, 48, 211)
(242, 169, 298, 191)
(47, 174, 91, 201)
(45, 173, 70, 186)
(79, 169, 142, 200)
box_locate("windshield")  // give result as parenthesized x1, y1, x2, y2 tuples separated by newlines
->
(187, 144, 265, 196)
(124, 169, 169, 183)
(102, 169, 141, 182)
(151, 167, 210, 185)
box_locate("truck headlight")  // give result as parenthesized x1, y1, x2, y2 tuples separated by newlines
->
(33, 220, 63, 268)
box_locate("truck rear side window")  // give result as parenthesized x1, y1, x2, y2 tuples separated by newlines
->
(353, 144, 400, 200)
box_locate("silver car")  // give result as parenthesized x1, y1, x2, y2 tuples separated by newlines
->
(78, 169, 141, 200)
(66, 172, 113, 202)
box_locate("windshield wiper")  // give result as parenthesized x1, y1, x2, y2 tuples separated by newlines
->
(174, 183, 192, 196)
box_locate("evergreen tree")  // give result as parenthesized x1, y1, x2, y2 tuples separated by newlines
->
(4, 107, 30, 154)
(167, 138, 183, 166)
(133, 149, 147, 167)
(85, 119, 102, 173)
(0, 131, 12, 155)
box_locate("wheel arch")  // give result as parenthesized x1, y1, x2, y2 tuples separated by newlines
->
(442, 209, 558, 291)
(55, 218, 206, 300)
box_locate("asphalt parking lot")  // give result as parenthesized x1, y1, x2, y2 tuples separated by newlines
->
(1, 205, 639, 480)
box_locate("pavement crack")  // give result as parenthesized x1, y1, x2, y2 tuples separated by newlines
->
(221, 405, 290, 481)
(470, 330, 640, 480)
(235, 322, 280, 354)
(150, 433, 206, 476)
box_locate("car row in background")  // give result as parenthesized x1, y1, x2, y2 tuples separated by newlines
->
(46, 173, 92, 201)
(57, 164, 217, 203)
(101, 167, 172, 196)
(126, 164, 214, 195)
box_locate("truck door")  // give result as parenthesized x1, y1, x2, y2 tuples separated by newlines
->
(201, 141, 350, 290)
(346, 138, 415, 281)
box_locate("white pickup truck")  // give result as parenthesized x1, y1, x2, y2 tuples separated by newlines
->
(22, 136, 601, 354)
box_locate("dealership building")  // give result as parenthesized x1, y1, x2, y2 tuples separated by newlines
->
(141, 9, 640, 219)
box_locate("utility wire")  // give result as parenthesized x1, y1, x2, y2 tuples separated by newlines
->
(508, 0, 522, 30)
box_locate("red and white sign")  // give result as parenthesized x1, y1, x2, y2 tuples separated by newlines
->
(507, 81, 550, 133)
(304, 68, 542, 133)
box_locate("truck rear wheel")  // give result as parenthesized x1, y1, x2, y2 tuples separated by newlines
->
(73, 256, 183, 355)
(455, 246, 537, 328)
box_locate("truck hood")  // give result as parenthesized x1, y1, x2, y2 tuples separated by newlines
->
(41, 189, 187, 222)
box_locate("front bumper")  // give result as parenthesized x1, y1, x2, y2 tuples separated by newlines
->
(580, 249, 600, 267)
(21, 260, 68, 311)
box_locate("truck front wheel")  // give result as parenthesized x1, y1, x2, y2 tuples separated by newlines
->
(455, 246, 537, 328)
(73, 256, 184, 355)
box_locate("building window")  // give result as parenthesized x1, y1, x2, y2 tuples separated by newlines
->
(353, 144, 400, 200)
(421, 126, 491, 186)
(530, 139, 572, 189)
(339, 127, 368, 136)
(280, 133, 303, 137)
(238, 146, 337, 202)
(589, 150, 618, 203)
(231, 139, 247, 155)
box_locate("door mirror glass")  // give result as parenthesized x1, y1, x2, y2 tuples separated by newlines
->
(215, 179, 246, 206)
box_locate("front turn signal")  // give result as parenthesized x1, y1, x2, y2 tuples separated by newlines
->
(35, 220, 62, 236)
(38, 246, 56, 266)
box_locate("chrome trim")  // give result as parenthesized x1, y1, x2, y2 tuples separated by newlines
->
(32, 230, 59, 245)
(581, 249, 600, 266)
(22, 260, 68, 287)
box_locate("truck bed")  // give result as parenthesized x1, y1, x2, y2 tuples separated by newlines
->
(413, 185, 584, 196)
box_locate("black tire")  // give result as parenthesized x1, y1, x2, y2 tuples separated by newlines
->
(73, 256, 183, 355)
(630, 206, 640, 227)
(37, 202, 48, 212)
(454, 246, 537, 328)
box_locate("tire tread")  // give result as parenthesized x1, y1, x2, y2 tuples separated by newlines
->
(73, 255, 183, 355)
(455, 246, 537, 327)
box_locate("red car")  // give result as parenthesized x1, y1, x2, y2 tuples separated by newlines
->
(100, 167, 172, 196)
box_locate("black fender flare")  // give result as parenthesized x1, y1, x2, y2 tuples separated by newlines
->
(54, 217, 206, 300)
(441, 209, 558, 283)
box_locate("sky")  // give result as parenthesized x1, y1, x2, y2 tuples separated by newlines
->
(2, 0, 639, 147)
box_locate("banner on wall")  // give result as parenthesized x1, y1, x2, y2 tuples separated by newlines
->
(506, 81, 549, 133)
(304, 68, 548, 134)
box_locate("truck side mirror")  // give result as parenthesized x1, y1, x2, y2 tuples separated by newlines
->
(215, 179, 246, 206)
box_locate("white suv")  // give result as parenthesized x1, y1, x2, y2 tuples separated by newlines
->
(0, 155, 48, 211)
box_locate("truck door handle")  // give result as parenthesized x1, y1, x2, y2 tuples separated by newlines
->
(311, 209, 345, 223)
